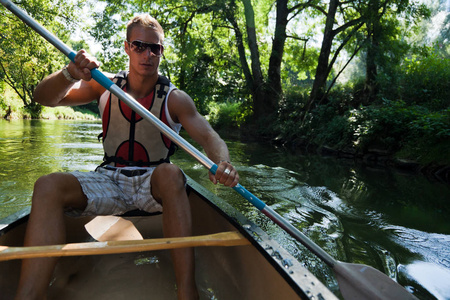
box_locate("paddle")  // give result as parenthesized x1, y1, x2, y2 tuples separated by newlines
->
(0, 231, 250, 261)
(1, 1, 418, 299)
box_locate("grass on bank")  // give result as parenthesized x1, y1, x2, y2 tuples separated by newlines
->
(1, 87, 98, 120)
(40, 106, 98, 120)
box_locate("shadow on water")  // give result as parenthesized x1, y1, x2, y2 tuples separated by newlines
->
(1, 120, 450, 299)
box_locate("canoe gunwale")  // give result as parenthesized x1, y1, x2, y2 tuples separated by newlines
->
(0, 207, 30, 237)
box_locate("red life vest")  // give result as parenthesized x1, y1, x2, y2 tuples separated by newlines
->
(98, 71, 178, 167)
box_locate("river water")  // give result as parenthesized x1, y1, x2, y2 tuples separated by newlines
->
(1, 119, 449, 299)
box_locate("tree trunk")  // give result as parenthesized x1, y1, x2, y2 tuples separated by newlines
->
(363, 0, 381, 104)
(226, 8, 253, 93)
(241, 0, 267, 120)
(266, 0, 289, 112)
(305, 0, 339, 114)
(229, 0, 289, 122)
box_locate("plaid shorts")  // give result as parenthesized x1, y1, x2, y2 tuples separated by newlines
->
(66, 166, 163, 217)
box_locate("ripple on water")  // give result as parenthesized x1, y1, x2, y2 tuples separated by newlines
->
(383, 225, 450, 266)
(373, 245, 398, 280)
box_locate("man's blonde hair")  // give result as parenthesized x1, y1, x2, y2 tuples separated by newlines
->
(127, 14, 164, 43)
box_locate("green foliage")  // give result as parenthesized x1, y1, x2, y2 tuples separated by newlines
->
(276, 82, 449, 165)
(397, 45, 450, 110)
(303, 91, 358, 149)
(275, 87, 308, 139)
(0, 86, 24, 119)
(206, 100, 251, 130)
(89, 2, 128, 72)
(354, 100, 450, 163)
(0, 0, 84, 116)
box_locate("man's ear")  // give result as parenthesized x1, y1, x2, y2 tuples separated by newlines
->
(124, 41, 130, 55)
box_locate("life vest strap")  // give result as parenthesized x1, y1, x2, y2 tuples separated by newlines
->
(99, 155, 170, 168)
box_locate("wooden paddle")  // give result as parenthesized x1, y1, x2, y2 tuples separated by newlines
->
(0, 231, 250, 261)
(0, 1, 418, 299)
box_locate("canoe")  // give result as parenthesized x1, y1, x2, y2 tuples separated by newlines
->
(0, 177, 337, 300)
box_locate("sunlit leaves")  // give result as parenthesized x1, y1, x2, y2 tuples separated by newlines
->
(0, 0, 84, 115)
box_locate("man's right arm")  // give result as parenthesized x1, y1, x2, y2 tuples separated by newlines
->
(33, 50, 107, 107)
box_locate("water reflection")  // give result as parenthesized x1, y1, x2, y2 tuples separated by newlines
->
(1, 119, 449, 299)
(0, 120, 102, 217)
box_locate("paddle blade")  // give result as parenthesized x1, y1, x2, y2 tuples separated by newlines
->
(84, 216, 143, 242)
(334, 262, 417, 300)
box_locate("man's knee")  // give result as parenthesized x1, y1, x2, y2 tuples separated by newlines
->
(33, 173, 60, 198)
(153, 164, 185, 186)
(32, 173, 86, 209)
(151, 164, 186, 200)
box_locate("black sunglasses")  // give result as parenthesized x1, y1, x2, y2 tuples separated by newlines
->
(127, 40, 164, 57)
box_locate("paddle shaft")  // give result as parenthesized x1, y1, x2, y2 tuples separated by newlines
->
(2, 2, 418, 299)
(0, 231, 250, 261)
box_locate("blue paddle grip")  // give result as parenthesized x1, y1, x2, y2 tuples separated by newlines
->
(91, 69, 114, 89)
(67, 51, 114, 90)
(210, 164, 266, 211)
(233, 184, 266, 210)
(68, 51, 76, 62)
(210, 164, 218, 174)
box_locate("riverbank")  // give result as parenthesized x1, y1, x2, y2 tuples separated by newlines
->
(1, 87, 99, 120)
(1, 105, 98, 121)
(226, 118, 450, 185)
(269, 136, 450, 185)
(246, 95, 450, 185)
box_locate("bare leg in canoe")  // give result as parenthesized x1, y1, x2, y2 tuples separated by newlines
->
(14, 165, 200, 300)
(15, 173, 88, 300)
(151, 163, 199, 300)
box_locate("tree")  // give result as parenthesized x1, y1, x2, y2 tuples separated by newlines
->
(226, 0, 320, 122)
(0, 0, 82, 117)
(361, 0, 430, 104)
(305, 0, 431, 114)
(89, 0, 249, 114)
(305, 0, 364, 115)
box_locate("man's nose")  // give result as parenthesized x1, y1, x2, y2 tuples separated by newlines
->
(144, 47, 156, 57)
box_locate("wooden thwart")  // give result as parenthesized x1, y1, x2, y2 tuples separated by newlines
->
(0, 231, 250, 261)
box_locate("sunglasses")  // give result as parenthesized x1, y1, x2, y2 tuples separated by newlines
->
(127, 40, 164, 57)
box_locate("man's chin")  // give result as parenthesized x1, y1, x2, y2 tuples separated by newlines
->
(137, 66, 157, 76)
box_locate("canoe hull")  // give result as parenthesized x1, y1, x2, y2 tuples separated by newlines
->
(0, 178, 336, 299)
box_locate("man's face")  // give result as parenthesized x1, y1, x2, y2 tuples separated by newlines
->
(125, 25, 163, 77)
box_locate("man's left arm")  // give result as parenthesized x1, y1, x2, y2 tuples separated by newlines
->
(168, 90, 239, 187)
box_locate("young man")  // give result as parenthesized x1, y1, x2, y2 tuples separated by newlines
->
(15, 14, 239, 300)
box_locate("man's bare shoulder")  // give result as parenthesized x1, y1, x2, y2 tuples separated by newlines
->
(168, 89, 195, 107)
(167, 89, 198, 123)
(169, 89, 191, 99)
